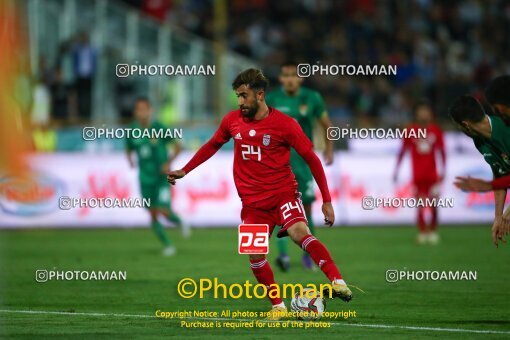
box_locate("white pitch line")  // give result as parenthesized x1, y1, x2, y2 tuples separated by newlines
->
(1, 309, 510, 335)
(0, 309, 153, 319)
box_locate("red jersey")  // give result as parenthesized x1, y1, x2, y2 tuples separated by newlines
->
(401, 123, 445, 182)
(182, 107, 331, 206)
(211, 108, 313, 204)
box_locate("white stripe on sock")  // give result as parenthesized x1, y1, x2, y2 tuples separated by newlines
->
(301, 236, 317, 250)
(250, 259, 267, 269)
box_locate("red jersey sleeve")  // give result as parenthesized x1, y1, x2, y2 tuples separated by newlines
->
(283, 117, 331, 203)
(211, 112, 233, 146)
(283, 117, 314, 154)
(182, 113, 232, 174)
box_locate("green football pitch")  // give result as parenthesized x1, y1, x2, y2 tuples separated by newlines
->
(1, 226, 510, 339)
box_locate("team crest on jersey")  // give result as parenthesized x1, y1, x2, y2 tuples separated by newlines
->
(263, 134, 271, 146)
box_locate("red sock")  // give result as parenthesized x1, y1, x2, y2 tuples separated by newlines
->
(417, 207, 426, 232)
(299, 235, 342, 282)
(249, 257, 282, 306)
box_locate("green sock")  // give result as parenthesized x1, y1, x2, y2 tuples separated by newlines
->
(307, 213, 315, 235)
(277, 234, 288, 257)
(151, 220, 171, 246)
(166, 212, 182, 226)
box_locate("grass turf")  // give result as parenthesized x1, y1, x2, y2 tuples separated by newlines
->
(1, 226, 510, 339)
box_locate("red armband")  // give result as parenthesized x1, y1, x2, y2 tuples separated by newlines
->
(491, 175, 510, 190)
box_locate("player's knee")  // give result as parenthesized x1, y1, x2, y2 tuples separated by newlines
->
(248, 254, 265, 261)
(287, 222, 311, 244)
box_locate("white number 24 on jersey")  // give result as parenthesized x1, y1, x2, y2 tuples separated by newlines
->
(281, 201, 303, 220)
(241, 144, 261, 161)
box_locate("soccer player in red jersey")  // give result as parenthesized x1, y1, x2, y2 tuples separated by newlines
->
(393, 101, 446, 245)
(167, 69, 351, 319)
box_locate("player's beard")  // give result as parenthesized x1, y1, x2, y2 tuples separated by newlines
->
(240, 102, 258, 118)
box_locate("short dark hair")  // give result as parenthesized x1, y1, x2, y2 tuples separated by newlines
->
(232, 68, 269, 91)
(485, 75, 510, 106)
(448, 95, 486, 124)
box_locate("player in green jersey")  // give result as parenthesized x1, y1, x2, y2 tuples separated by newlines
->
(126, 97, 189, 256)
(266, 62, 334, 271)
(449, 95, 510, 247)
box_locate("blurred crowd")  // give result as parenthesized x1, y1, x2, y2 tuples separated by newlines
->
(30, 31, 98, 151)
(32, 32, 98, 126)
(34, 0, 510, 131)
(123, 0, 510, 127)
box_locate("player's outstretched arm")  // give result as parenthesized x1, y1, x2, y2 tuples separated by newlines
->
(319, 113, 334, 165)
(454, 176, 492, 192)
(167, 169, 186, 185)
(300, 149, 335, 226)
(501, 205, 510, 238)
(492, 188, 508, 247)
(286, 118, 334, 226)
(453, 174, 510, 192)
(168, 114, 232, 185)
(167, 139, 223, 185)
(454, 175, 510, 246)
